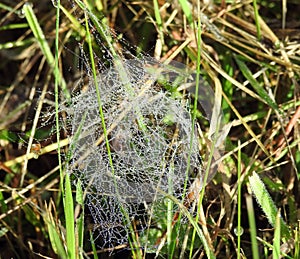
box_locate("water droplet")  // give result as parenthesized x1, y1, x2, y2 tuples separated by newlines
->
(234, 226, 244, 236)
(20, 2, 33, 18)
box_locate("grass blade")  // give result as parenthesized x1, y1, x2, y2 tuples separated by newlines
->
(90, 231, 99, 259)
(55, 1, 75, 258)
(46, 218, 67, 259)
(153, 0, 164, 58)
(23, 2, 70, 101)
(0, 38, 33, 49)
(253, 0, 261, 40)
(83, 10, 143, 258)
(273, 210, 281, 259)
(245, 194, 260, 259)
(160, 190, 215, 259)
(234, 55, 279, 112)
(22, 3, 54, 67)
(75, 180, 84, 258)
(60, 5, 86, 38)
(248, 171, 290, 238)
(65, 173, 76, 259)
(237, 141, 242, 259)
(178, 0, 193, 26)
(44, 201, 68, 259)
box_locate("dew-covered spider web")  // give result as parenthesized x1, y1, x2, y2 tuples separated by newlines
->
(63, 3, 227, 252)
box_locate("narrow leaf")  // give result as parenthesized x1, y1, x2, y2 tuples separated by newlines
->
(65, 173, 76, 259)
(22, 3, 54, 67)
(234, 55, 279, 112)
(273, 210, 281, 259)
(245, 194, 260, 259)
(248, 172, 290, 238)
(178, 0, 193, 26)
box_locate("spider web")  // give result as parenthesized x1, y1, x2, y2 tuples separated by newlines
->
(63, 3, 226, 251)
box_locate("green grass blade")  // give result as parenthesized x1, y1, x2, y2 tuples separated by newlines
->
(0, 191, 8, 213)
(187, 2, 204, 256)
(273, 210, 281, 259)
(75, 180, 84, 258)
(248, 171, 290, 238)
(83, 9, 113, 183)
(44, 202, 68, 259)
(46, 219, 68, 259)
(178, 0, 193, 26)
(0, 38, 33, 49)
(23, 2, 70, 102)
(60, 5, 86, 38)
(0, 2, 24, 17)
(90, 231, 99, 259)
(237, 141, 242, 259)
(153, 0, 164, 57)
(245, 194, 260, 259)
(54, 1, 75, 258)
(83, 11, 142, 258)
(295, 150, 300, 180)
(234, 55, 279, 112)
(0, 23, 28, 30)
(73, 0, 117, 56)
(160, 190, 215, 259)
(253, 0, 261, 40)
(0, 2, 15, 12)
(65, 173, 76, 259)
(153, 0, 162, 29)
(65, 112, 87, 258)
(54, 0, 64, 225)
(22, 3, 54, 67)
(0, 227, 8, 238)
(75, 0, 147, 133)
(167, 164, 175, 256)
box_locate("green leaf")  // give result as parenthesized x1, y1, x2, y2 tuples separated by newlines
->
(0, 227, 8, 238)
(159, 189, 216, 259)
(65, 173, 76, 259)
(273, 210, 281, 259)
(75, 179, 84, 206)
(0, 38, 33, 49)
(75, 179, 85, 256)
(178, 0, 194, 26)
(234, 55, 280, 112)
(23, 2, 70, 101)
(47, 222, 67, 259)
(0, 191, 8, 213)
(76, 213, 84, 258)
(44, 206, 67, 259)
(22, 3, 54, 67)
(60, 5, 86, 38)
(245, 194, 260, 259)
(0, 130, 18, 142)
(248, 171, 290, 238)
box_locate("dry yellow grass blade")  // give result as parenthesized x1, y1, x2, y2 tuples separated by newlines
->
(3, 138, 70, 167)
(222, 91, 272, 160)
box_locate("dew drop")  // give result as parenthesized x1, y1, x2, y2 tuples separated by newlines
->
(234, 226, 244, 236)
(20, 2, 33, 18)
